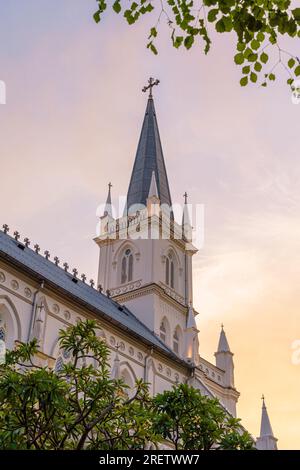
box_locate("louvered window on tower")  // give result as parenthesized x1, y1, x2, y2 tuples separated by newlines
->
(165, 252, 175, 289)
(159, 321, 166, 342)
(121, 249, 133, 284)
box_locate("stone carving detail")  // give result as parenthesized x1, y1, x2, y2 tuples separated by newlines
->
(166, 367, 171, 377)
(157, 363, 163, 372)
(64, 310, 71, 321)
(24, 287, 32, 299)
(129, 346, 134, 356)
(11, 280, 19, 291)
(110, 280, 142, 297)
(110, 336, 116, 346)
(0, 272, 6, 283)
(119, 342, 125, 351)
(137, 352, 143, 361)
(52, 304, 60, 314)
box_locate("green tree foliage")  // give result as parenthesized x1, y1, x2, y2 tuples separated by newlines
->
(0, 320, 254, 450)
(153, 383, 255, 450)
(0, 320, 157, 450)
(94, 0, 300, 88)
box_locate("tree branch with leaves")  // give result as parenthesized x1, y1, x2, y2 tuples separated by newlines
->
(94, 0, 300, 88)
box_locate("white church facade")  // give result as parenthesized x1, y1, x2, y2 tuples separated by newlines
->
(0, 80, 277, 449)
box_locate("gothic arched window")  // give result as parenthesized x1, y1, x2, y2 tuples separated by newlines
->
(165, 252, 175, 289)
(121, 248, 133, 284)
(159, 321, 166, 342)
(54, 356, 64, 373)
(0, 322, 6, 365)
(173, 326, 182, 355)
(0, 326, 6, 342)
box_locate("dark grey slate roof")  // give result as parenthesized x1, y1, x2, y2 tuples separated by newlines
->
(126, 97, 173, 213)
(0, 230, 188, 366)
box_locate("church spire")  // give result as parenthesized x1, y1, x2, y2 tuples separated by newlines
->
(215, 325, 235, 391)
(103, 182, 113, 218)
(126, 78, 172, 214)
(256, 396, 278, 450)
(217, 324, 231, 353)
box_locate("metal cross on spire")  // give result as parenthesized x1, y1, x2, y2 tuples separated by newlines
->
(183, 191, 188, 204)
(142, 77, 160, 99)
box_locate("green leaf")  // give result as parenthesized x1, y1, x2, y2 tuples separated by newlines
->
(269, 73, 276, 81)
(223, 16, 232, 32)
(248, 53, 257, 62)
(288, 58, 295, 68)
(93, 11, 101, 23)
(234, 53, 244, 65)
(240, 76, 248, 87)
(184, 35, 194, 49)
(292, 8, 300, 21)
(243, 48, 252, 59)
(215, 18, 225, 33)
(260, 52, 268, 64)
(112, 0, 121, 13)
(207, 9, 219, 22)
(295, 65, 300, 76)
(254, 61, 262, 72)
(257, 32, 265, 42)
(149, 27, 157, 38)
(250, 72, 257, 83)
(242, 65, 250, 74)
(287, 78, 293, 85)
(237, 42, 246, 52)
(147, 42, 158, 55)
(250, 39, 260, 50)
(174, 36, 184, 48)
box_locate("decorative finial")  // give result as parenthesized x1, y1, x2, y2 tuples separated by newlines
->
(261, 394, 265, 401)
(81, 273, 86, 283)
(108, 182, 112, 191)
(34, 244, 40, 254)
(13, 231, 20, 241)
(142, 77, 160, 99)
(98, 284, 103, 293)
(2, 224, 9, 234)
(54, 256, 59, 266)
(24, 238, 30, 247)
(221, 323, 224, 330)
(72, 268, 78, 278)
(63, 262, 69, 272)
(183, 191, 188, 205)
(106, 289, 111, 298)
(90, 279, 95, 288)
(44, 250, 50, 260)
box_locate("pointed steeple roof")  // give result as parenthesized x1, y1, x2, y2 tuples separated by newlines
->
(182, 192, 191, 226)
(260, 396, 274, 437)
(186, 305, 197, 331)
(217, 325, 231, 353)
(126, 96, 172, 213)
(148, 171, 159, 199)
(103, 182, 113, 218)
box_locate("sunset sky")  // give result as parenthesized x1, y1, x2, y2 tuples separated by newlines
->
(0, 1, 299, 449)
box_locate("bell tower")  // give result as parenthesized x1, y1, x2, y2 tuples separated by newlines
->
(94, 79, 199, 363)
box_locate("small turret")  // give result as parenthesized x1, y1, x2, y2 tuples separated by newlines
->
(256, 396, 278, 450)
(214, 325, 234, 388)
(182, 192, 192, 242)
(184, 304, 199, 364)
(103, 182, 113, 218)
